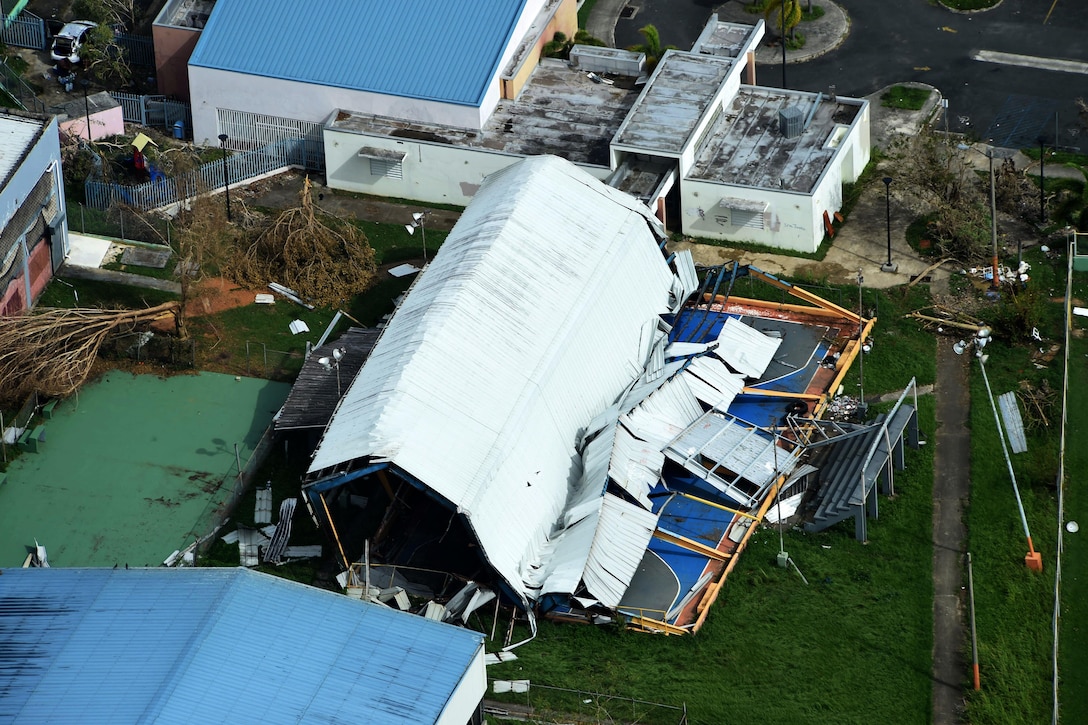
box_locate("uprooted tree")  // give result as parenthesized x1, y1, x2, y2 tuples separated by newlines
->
(0, 302, 179, 406)
(225, 178, 377, 308)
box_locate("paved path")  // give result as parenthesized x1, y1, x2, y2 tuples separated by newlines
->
(932, 338, 971, 724)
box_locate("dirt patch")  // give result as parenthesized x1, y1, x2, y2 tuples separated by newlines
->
(187, 277, 264, 317)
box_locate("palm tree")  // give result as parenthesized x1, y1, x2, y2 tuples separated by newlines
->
(764, 0, 803, 41)
(627, 24, 676, 72)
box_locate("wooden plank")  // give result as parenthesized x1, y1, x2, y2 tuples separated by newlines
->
(653, 529, 730, 562)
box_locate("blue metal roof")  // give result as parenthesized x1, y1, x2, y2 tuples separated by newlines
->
(188, 0, 529, 107)
(0, 568, 483, 724)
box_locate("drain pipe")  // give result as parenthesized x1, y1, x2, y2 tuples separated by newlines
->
(803, 92, 823, 130)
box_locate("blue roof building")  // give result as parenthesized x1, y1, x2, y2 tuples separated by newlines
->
(0, 567, 486, 724)
(182, 0, 579, 147)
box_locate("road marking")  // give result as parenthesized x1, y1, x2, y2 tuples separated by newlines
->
(973, 50, 1088, 75)
(914, 66, 931, 72)
(940, 26, 958, 34)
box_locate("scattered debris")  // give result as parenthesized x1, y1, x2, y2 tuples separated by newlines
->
(288, 319, 310, 335)
(1017, 380, 1057, 430)
(263, 498, 297, 565)
(254, 483, 273, 524)
(254, 293, 275, 305)
(824, 395, 865, 422)
(388, 263, 421, 278)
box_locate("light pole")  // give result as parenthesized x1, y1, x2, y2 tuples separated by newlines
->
(405, 211, 430, 263)
(880, 176, 896, 273)
(1037, 135, 1047, 225)
(781, 27, 787, 89)
(80, 78, 91, 142)
(217, 133, 231, 222)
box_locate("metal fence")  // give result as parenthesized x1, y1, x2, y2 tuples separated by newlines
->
(85, 137, 307, 211)
(114, 32, 155, 69)
(0, 58, 45, 113)
(1, 10, 46, 50)
(110, 91, 192, 135)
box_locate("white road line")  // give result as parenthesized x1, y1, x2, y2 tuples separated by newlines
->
(973, 50, 1088, 75)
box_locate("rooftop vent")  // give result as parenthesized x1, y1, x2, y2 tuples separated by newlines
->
(779, 106, 804, 139)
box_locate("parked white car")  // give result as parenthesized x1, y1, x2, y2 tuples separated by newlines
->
(50, 21, 97, 65)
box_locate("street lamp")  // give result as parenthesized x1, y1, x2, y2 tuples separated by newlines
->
(405, 211, 430, 263)
(880, 176, 896, 273)
(80, 78, 91, 142)
(954, 329, 1042, 571)
(1037, 135, 1048, 225)
(960, 143, 1008, 290)
(217, 133, 231, 222)
(781, 29, 787, 89)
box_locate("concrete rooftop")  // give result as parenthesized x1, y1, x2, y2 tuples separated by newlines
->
(329, 58, 640, 168)
(689, 87, 862, 193)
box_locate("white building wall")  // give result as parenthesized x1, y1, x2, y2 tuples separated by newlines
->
(324, 127, 611, 206)
(189, 67, 490, 146)
(436, 644, 486, 725)
(680, 182, 818, 253)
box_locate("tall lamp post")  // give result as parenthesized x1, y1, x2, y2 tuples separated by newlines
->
(217, 133, 231, 222)
(880, 176, 896, 272)
(781, 27, 787, 89)
(80, 78, 91, 142)
(1037, 135, 1047, 225)
(405, 211, 430, 263)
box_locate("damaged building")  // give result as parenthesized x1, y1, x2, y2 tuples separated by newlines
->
(300, 155, 919, 637)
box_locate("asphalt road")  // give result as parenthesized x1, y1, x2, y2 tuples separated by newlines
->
(615, 0, 1086, 149)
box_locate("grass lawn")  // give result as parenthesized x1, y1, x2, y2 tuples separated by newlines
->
(37, 275, 179, 309)
(881, 86, 931, 111)
(1058, 266, 1088, 722)
(962, 249, 1070, 724)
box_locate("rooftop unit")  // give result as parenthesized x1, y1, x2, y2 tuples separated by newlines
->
(570, 45, 646, 77)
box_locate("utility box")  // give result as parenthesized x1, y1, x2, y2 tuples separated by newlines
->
(570, 45, 646, 76)
(779, 106, 804, 139)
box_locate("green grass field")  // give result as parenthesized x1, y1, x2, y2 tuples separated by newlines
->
(1058, 265, 1088, 723)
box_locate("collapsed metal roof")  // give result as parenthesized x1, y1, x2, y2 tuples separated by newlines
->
(307, 155, 689, 603)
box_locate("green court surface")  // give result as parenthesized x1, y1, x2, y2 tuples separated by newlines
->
(0, 371, 289, 568)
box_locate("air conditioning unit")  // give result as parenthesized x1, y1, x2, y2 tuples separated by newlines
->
(779, 106, 804, 139)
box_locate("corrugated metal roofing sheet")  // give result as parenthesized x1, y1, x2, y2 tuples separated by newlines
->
(714, 317, 783, 378)
(308, 156, 676, 600)
(0, 116, 45, 193)
(998, 391, 1028, 454)
(187, 0, 530, 106)
(0, 568, 482, 724)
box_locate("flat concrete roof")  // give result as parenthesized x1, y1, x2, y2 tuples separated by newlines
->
(328, 59, 641, 168)
(688, 87, 862, 194)
(692, 21, 754, 58)
(155, 0, 214, 29)
(613, 52, 736, 156)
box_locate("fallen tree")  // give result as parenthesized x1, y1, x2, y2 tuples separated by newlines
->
(225, 178, 377, 309)
(0, 302, 179, 405)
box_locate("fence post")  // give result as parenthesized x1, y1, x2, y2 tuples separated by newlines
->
(79, 203, 85, 234)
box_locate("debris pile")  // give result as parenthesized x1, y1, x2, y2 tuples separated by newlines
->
(824, 395, 866, 422)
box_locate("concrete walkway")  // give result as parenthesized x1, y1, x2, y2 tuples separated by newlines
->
(932, 339, 971, 724)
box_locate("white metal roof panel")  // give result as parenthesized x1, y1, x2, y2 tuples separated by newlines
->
(619, 375, 703, 450)
(998, 391, 1028, 454)
(581, 494, 660, 607)
(609, 425, 664, 508)
(538, 493, 659, 607)
(683, 356, 745, 410)
(714, 316, 783, 378)
(308, 156, 676, 599)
